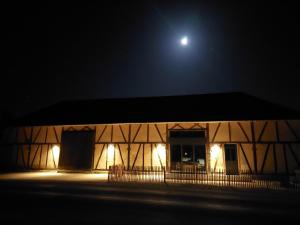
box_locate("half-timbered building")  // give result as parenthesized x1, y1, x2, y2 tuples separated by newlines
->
(1, 92, 300, 176)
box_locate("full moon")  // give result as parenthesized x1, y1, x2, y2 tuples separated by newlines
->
(180, 36, 188, 46)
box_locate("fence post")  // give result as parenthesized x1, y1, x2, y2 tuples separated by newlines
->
(108, 166, 111, 182)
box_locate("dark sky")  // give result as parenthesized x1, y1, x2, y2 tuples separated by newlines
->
(1, 1, 300, 117)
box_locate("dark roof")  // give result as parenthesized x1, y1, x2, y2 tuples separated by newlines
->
(13, 92, 300, 126)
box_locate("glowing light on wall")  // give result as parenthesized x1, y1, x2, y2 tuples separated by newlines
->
(107, 144, 115, 163)
(153, 144, 166, 167)
(210, 144, 224, 172)
(52, 145, 60, 164)
(211, 144, 221, 160)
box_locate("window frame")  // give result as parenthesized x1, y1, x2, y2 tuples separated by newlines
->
(169, 129, 207, 171)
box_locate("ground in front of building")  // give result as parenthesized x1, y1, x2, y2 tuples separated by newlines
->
(0, 172, 299, 225)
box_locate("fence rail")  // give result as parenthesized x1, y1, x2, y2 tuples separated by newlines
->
(108, 166, 164, 183)
(108, 165, 300, 191)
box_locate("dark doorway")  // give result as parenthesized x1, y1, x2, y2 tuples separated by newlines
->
(59, 130, 95, 170)
(224, 144, 238, 174)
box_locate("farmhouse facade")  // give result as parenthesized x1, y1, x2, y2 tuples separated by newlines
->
(1, 92, 300, 175)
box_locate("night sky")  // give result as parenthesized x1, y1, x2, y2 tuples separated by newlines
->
(1, 1, 299, 118)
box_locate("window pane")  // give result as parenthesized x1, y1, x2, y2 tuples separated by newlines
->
(171, 145, 181, 162)
(182, 145, 193, 162)
(195, 145, 206, 169)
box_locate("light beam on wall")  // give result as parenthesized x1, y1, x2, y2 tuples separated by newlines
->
(153, 144, 166, 168)
(211, 144, 220, 160)
(52, 145, 60, 165)
(210, 144, 224, 172)
(107, 144, 115, 163)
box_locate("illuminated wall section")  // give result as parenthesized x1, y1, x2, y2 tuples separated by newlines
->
(7, 120, 300, 174)
(210, 144, 225, 172)
(152, 144, 166, 168)
(107, 144, 115, 168)
(52, 145, 60, 166)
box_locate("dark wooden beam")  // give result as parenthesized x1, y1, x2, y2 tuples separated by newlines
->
(33, 127, 42, 143)
(27, 127, 33, 168)
(142, 144, 145, 171)
(38, 145, 42, 169)
(44, 127, 48, 143)
(132, 124, 142, 143)
(127, 125, 131, 170)
(169, 124, 177, 129)
(131, 144, 142, 170)
(260, 144, 271, 174)
(275, 121, 280, 143)
(170, 124, 185, 129)
(21, 145, 26, 167)
(45, 144, 49, 168)
(119, 125, 127, 142)
(147, 124, 150, 171)
(285, 121, 299, 141)
(117, 144, 125, 166)
(95, 144, 106, 169)
(166, 124, 169, 171)
(273, 144, 278, 174)
(22, 128, 28, 142)
(258, 121, 268, 142)
(113, 144, 116, 167)
(287, 143, 300, 167)
(276, 121, 288, 174)
(212, 122, 221, 142)
(106, 143, 109, 169)
(30, 145, 41, 168)
(156, 144, 164, 168)
(110, 125, 113, 143)
(237, 122, 250, 142)
(154, 124, 164, 142)
(82, 126, 93, 131)
(65, 126, 75, 131)
(189, 123, 204, 129)
(250, 122, 258, 173)
(15, 145, 19, 166)
(282, 144, 289, 174)
(150, 143, 153, 170)
(206, 123, 211, 173)
(228, 122, 232, 142)
(239, 144, 252, 173)
(147, 124, 149, 143)
(15, 129, 19, 166)
(97, 125, 107, 142)
(53, 127, 59, 144)
(117, 144, 125, 167)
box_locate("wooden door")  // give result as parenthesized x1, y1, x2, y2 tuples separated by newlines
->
(58, 130, 95, 170)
